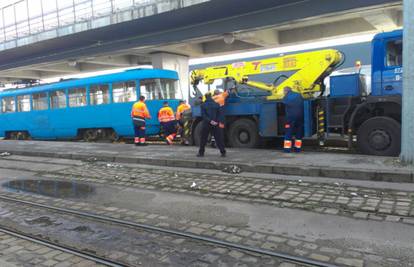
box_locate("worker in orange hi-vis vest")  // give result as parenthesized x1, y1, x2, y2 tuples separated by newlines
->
(212, 89, 229, 107)
(158, 101, 177, 145)
(176, 100, 191, 121)
(131, 96, 151, 146)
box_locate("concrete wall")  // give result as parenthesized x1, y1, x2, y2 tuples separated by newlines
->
(401, 0, 414, 163)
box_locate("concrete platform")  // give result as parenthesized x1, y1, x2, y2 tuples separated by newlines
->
(0, 140, 413, 183)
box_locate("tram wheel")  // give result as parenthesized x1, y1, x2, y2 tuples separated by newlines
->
(108, 129, 120, 142)
(8, 131, 30, 140)
(83, 129, 98, 142)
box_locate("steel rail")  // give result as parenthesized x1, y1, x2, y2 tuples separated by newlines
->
(0, 194, 338, 267)
(0, 224, 130, 267)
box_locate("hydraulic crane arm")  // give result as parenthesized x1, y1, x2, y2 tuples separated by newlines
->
(191, 49, 343, 100)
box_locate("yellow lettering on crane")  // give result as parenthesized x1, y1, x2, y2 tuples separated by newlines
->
(283, 57, 297, 68)
(260, 64, 276, 73)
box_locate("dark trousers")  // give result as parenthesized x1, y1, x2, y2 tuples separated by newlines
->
(132, 118, 146, 138)
(199, 122, 225, 154)
(284, 120, 303, 140)
(133, 124, 145, 138)
(161, 121, 177, 136)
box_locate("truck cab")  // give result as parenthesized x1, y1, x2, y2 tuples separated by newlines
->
(371, 30, 403, 96)
(326, 30, 402, 156)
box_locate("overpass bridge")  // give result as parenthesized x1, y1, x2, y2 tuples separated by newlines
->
(0, 0, 403, 89)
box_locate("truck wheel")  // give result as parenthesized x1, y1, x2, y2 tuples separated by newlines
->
(228, 119, 259, 148)
(193, 122, 211, 147)
(357, 116, 401, 156)
(193, 122, 202, 146)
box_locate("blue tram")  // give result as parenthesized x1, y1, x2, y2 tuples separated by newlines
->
(0, 68, 181, 141)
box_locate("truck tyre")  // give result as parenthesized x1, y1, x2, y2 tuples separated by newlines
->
(357, 116, 401, 156)
(193, 122, 209, 147)
(228, 119, 259, 148)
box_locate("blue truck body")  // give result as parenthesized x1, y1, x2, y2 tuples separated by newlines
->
(191, 30, 403, 156)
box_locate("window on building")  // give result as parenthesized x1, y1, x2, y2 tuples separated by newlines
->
(50, 90, 67, 109)
(112, 81, 136, 103)
(17, 95, 31, 112)
(140, 79, 179, 100)
(1, 97, 15, 113)
(386, 40, 403, 67)
(33, 93, 48, 111)
(90, 84, 109, 105)
(68, 88, 87, 107)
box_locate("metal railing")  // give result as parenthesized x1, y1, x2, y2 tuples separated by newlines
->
(0, 0, 208, 46)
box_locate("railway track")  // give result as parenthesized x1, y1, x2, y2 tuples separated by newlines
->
(0, 194, 338, 267)
(0, 224, 129, 267)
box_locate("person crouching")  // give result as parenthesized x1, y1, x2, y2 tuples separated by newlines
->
(158, 101, 177, 145)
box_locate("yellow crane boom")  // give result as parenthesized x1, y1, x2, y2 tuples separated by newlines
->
(191, 49, 343, 100)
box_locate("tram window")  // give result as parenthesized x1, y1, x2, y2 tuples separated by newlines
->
(90, 84, 109, 105)
(33, 93, 48, 111)
(112, 81, 136, 103)
(1, 97, 15, 113)
(17, 95, 31, 112)
(68, 88, 87, 107)
(386, 40, 403, 67)
(50, 90, 67, 109)
(140, 79, 178, 100)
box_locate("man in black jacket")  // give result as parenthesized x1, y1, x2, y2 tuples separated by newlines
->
(197, 93, 226, 157)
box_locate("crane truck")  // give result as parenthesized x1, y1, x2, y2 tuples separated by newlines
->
(188, 30, 403, 156)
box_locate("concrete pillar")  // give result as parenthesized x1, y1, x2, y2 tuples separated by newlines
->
(151, 53, 189, 101)
(401, 0, 414, 164)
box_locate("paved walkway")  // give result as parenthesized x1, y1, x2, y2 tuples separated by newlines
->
(0, 140, 412, 182)
(1, 152, 413, 266)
